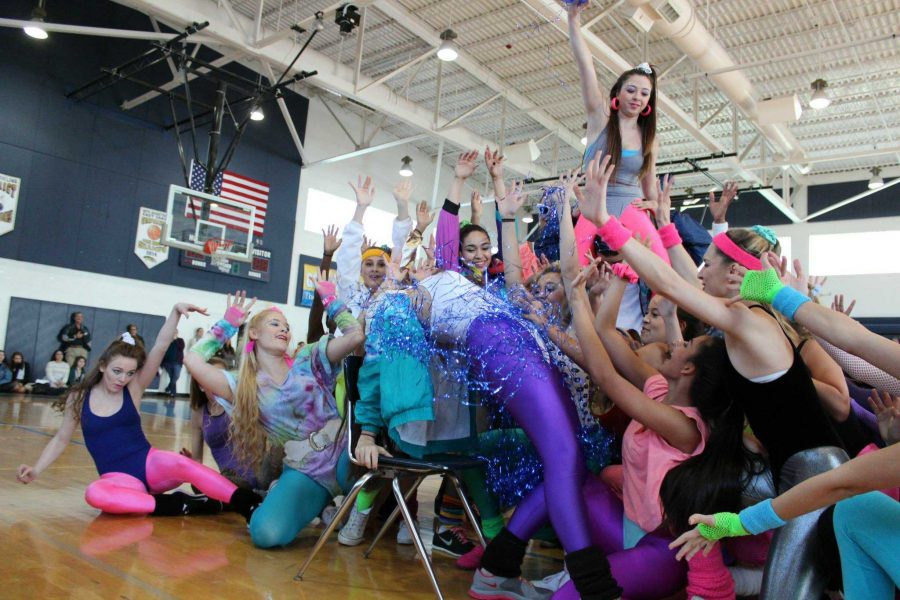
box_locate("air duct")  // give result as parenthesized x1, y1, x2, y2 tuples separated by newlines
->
(628, 0, 806, 162)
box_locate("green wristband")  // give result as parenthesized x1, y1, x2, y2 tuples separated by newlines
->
(697, 512, 750, 541)
(739, 268, 783, 304)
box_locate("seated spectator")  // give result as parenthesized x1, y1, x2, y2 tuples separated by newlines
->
(36, 350, 70, 396)
(161, 333, 186, 397)
(5, 352, 31, 393)
(126, 324, 146, 348)
(57, 312, 92, 366)
(0, 350, 13, 392)
(67, 355, 87, 386)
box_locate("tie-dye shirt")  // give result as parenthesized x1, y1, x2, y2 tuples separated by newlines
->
(223, 335, 347, 495)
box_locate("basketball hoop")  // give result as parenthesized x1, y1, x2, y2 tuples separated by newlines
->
(204, 238, 234, 272)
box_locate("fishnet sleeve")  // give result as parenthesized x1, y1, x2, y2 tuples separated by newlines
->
(815, 336, 900, 396)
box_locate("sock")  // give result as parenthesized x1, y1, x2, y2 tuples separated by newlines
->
(227, 487, 263, 523)
(564, 546, 622, 600)
(355, 486, 379, 513)
(437, 495, 465, 533)
(482, 515, 504, 540)
(480, 528, 527, 578)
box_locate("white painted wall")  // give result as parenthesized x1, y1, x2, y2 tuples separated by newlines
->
(769, 215, 900, 317)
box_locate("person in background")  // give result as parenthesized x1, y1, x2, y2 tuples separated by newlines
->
(58, 312, 92, 366)
(67, 356, 87, 387)
(127, 324, 146, 348)
(0, 350, 13, 392)
(216, 340, 237, 370)
(186, 327, 204, 352)
(45, 350, 70, 394)
(5, 352, 31, 393)
(161, 333, 186, 398)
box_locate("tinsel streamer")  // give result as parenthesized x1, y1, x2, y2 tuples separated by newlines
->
(534, 186, 564, 262)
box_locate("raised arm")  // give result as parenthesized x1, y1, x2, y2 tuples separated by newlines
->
(435, 151, 478, 270)
(391, 180, 414, 253)
(315, 279, 366, 365)
(308, 226, 341, 344)
(184, 292, 256, 402)
(563, 1, 608, 135)
(737, 260, 900, 381)
(16, 395, 78, 484)
(569, 264, 701, 453)
(655, 175, 701, 288)
(497, 180, 526, 288)
(334, 176, 374, 296)
(595, 272, 658, 388)
(134, 302, 208, 392)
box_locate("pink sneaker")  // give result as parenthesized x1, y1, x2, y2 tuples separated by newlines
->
(456, 544, 485, 570)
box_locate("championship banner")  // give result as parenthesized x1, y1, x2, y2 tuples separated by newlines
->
(0, 172, 21, 236)
(134, 207, 170, 268)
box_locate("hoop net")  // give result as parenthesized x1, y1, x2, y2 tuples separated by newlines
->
(204, 238, 234, 272)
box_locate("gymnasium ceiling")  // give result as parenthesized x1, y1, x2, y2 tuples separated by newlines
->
(6, 0, 900, 220)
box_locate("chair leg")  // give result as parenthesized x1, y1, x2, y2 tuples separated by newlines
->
(446, 472, 487, 548)
(363, 474, 426, 559)
(391, 477, 444, 600)
(295, 470, 380, 580)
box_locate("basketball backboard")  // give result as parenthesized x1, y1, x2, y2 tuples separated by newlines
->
(164, 184, 255, 263)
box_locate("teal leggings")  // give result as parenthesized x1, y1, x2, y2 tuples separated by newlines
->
(249, 453, 352, 548)
(833, 492, 900, 599)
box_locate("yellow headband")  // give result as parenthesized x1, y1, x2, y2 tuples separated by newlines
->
(361, 247, 389, 262)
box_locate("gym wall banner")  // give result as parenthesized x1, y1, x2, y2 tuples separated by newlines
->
(0, 172, 21, 236)
(134, 206, 170, 268)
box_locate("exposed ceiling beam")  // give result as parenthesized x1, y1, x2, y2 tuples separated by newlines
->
(803, 177, 900, 222)
(377, 0, 584, 152)
(110, 0, 549, 177)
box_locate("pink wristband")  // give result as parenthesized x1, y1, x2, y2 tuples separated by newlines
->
(316, 280, 337, 307)
(597, 216, 632, 251)
(657, 223, 682, 249)
(611, 262, 639, 284)
(224, 306, 246, 328)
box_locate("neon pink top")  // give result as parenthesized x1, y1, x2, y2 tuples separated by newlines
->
(622, 374, 708, 532)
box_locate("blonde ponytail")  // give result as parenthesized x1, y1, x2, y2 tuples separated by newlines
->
(227, 311, 273, 470)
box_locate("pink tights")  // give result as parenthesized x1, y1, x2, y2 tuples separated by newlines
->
(84, 448, 238, 514)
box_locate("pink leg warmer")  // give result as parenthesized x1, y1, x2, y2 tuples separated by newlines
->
(84, 472, 156, 514)
(685, 543, 736, 600)
(144, 448, 237, 502)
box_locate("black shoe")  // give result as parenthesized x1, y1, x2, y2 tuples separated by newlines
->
(183, 494, 224, 515)
(432, 527, 475, 558)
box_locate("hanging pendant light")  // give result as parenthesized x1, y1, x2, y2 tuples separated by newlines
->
(23, 0, 48, 40)
(868, 167, 884, 190)
(809, 79, 831, 110)
(437, 29, 458, 62)
(399, 156, 414, 177)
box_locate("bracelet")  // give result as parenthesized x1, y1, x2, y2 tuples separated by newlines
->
(501, 217, 516, 223)
(323, 251, 333, 257)
(360, 431, 377, 438)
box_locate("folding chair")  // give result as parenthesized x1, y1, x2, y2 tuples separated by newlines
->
(295, 356, 487, 600)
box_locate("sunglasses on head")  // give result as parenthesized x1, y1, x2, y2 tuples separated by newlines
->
(593, 236, 619, 258)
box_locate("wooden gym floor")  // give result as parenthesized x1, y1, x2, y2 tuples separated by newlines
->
(0, 394, 560, 600)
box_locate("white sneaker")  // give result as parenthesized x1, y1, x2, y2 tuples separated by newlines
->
(337, 506, 371, 546)
(396, 521, 415, 545)
(320, 504, 338, 528)
(532, 569, 570, 592)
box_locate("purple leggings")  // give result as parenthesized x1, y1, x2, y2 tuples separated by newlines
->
(551, 477, 685, 600)
(467, 317, 591, 552)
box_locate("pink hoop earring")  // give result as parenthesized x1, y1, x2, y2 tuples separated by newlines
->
(641, 104, 652, 116)
(610, 98, 620, 111)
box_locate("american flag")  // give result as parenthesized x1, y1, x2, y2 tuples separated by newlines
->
(187, 160, 268, 237)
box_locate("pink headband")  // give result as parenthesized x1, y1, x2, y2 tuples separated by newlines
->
(712, 233, 762, 271)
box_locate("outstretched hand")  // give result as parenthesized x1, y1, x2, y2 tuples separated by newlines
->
(498, 180, 527, 219)
(869, 389, 900, 446)
(668, 514, 719, 561)
(224, 291, 256, 326)
(484, 147, 505, 180)
(323, 225, 343, 255)
(580, 154, 615, 226)
(710, 181, 738, 224)
(16, 464, 37, 484)
(832, 293, 856, 316)
(174, 303, 209, 319)
(350, 175, 376, 207)
(416, 201, 434, 232)
(455, 150, 479, 180)
(393, 179, 413, 204)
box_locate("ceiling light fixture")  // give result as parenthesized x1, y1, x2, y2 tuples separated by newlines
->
(23, 0, 48, 40)
(580, 136, 587, 146)
(399, 156, 414, 177)
(522, 215, 534, 224)
(250, 106, 265, 121)
(437, 29, 459, 62)
(809, 79, 831, 110)
(868, 167, 884, 190)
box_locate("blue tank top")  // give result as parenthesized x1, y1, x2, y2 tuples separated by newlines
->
(81, 387, 152, 486)
(583, 127, 643, 184)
